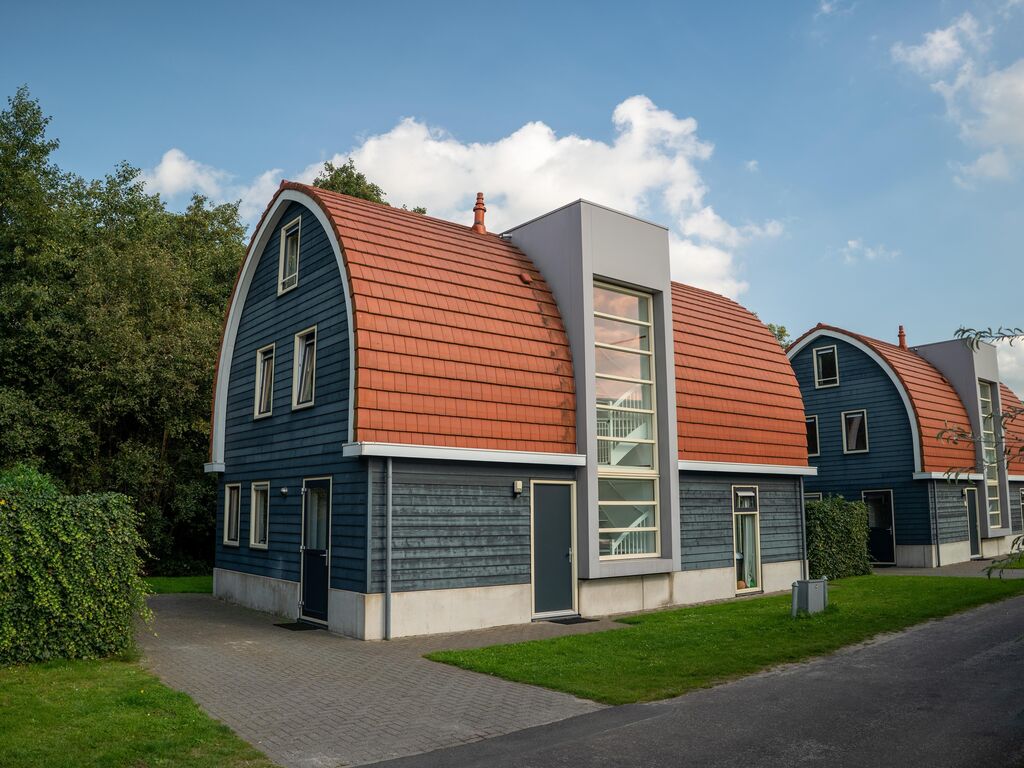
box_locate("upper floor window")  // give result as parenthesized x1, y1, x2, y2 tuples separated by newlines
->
(594, 282, 658, 559)
(292, 327, 317, 409)
(278, 217, 301, 294)
(806, 415, 820, 457)
(979, 381, 1002, 528)
(813, 345, 839, 388)
(224, 484, 240, 546)
(842, 409, 869, 454)
(254, 343, 275, 418)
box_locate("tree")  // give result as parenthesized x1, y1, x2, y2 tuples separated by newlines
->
(767, 323, 791, 348)
(313, 158, 425, 213)
(0, 87, 245, 572)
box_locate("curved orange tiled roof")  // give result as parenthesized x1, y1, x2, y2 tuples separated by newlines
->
(1000, 383, 1024, 474)
(672, 284, 808, 466)
(269, 182, 576, 453)
(790, 324, 976, 473)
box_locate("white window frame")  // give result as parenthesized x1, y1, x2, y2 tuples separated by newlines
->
(254, 343, 275, 419)
(223, 483, 240, 546)
(804, 492, 823, 502)
(841, 409, 870, 454)
(813, 345, 840, 388)
(594, 281, 660, 560)
(292, 325, 318, 410)
(732, 485, 762, 594)
(806, 415, 820, 458)
(250, 481, 270, 550)
(979, 380, 1002, 528)
(278, 216, 301, 295)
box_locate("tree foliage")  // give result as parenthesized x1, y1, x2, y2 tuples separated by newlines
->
(766, 323, 791, 348)
(0, 87, 244, 572)
(313, 157, 425, 213)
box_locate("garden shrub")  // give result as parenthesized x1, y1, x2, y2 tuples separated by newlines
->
(0, 464, 150, 665)
(805, 495, 872, 579)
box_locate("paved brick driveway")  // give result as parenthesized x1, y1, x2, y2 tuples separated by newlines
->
(139, 595, 610, 768)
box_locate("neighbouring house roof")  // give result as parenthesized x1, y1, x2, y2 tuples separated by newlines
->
(672, 284, 809, 466)
(282, 182, 578, 454)
(789, 324, 977, 474)
(999, 383, 1024, 474)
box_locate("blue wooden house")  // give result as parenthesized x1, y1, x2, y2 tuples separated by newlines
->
(788, 324, 1023, 566)
(204, 182, 815, 638)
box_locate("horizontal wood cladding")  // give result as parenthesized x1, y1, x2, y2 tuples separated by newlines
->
(215, 201, 367, 591)
(679, 472, 804, 571)
(795, 337, 933, 545)
(931, 481, 970, 545)
(367, 459, 573, 593)
(1011, 483, 1023, 534)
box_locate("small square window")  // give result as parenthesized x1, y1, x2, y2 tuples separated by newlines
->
(813, 346, 839, 388)
(278, 217, 301, 294)
(842, 409, 869, 453)
(806, 416, 820, 457)
(250, 482, 270, 549)
(292, 327, 317, 409)
(254, 344, 275, 418)
(734, 486, 759, 512)
(805, 492, 823, 502)
(224, 484, 240, 545)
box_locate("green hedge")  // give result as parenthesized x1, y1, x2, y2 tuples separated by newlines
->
(0, 465, 150, 665)
(805, 495, 872, 579)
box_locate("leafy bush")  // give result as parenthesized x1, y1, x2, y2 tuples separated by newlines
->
(805, 495, 872, 579)
(0, 465, 151, 665)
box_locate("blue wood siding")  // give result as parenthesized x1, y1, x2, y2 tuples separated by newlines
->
(215, 201, 367, 590)
(679, 472, 804, 571)
(793, 337, 933, 545)
(367, 459, 574, 593)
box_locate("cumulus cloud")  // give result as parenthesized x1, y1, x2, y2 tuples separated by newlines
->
(145, 97, 779, 298)
(815, 0, 855, 20)
(141, 148, 282, 221)
(840, 238, 900, 265)
(745, 159, 759, 172)
(997, 341, 1024, 395)
(892, 11, 1024, 183)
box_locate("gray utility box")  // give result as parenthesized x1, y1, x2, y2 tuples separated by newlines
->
(791, 578, 828, 617)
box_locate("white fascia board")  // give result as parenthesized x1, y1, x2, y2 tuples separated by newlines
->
(912, 471, 984, 481)
(677, 460, 818, 476)
(343, 442, 587, 466)
(204, 462, 225, 474)
(788, 328, 924, 473)
(1006, 475, 1024, 483)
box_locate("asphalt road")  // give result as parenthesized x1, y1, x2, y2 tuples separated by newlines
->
(376, 595, 1024, 768)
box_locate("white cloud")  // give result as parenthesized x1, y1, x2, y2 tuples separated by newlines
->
(745, 159, 759, 172)
(815, 0, 855, 19)
(892, 12, 1024, 183)
(997, 341, 1024, 394)
(146, 97, 779, 298)
(840, 238, 900, 265)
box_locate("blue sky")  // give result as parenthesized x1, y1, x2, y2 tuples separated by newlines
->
(4, 1, 1023, 385)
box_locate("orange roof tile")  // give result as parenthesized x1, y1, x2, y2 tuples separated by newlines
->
(672, 284, 809, 466)
(790, 324, 976, 474)
(282, 182, 576, 454)
(999, 383, 1024, 474)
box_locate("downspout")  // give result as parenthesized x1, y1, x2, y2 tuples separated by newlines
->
(799, 478, 808, 579)
(385, 456, 393, 640)
(365, 458, 373, 594)
(930, 481, 942, 567)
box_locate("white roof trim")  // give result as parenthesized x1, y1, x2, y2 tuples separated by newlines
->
(209, 189, 356, 465)
(204, 462, 225, 474)
(343, 442, 587, 466)
(788, 328, 924, 473)
(1008, 475, 1024, 483)
(912, 472, 983, 481)
(677, 460, 817, 476)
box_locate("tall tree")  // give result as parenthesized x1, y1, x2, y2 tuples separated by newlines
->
(313, 157, 426, 213)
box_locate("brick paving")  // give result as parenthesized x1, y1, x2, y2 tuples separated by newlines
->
(139, 595, 612, 768)
(875, 558, 1024, 578)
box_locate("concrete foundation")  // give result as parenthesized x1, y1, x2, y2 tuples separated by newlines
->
(213, 568, 298, 619)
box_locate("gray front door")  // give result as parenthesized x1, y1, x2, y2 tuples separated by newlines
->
(966, 487, 981, 558)
(532, 482, 575, 616)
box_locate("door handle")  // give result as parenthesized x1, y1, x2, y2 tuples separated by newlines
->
(567, 546, 573, 563)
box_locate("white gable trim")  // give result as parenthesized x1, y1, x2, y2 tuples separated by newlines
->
(912, 472, 983, 481)
(210, 190, 356, 466)
(677, 460, 817, 476)
(788, 329, 923, 473)
(343, 442, 587, 466)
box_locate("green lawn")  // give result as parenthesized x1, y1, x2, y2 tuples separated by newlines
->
(0, 656, 275, 768)
(145, 575, 213, 594)
(428, 575, 1024, 705)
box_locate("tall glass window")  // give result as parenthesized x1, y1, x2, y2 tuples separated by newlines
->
(594, 283, 658, 558)
(733, 486, 760, 592)
(979, 381, 1002, 528)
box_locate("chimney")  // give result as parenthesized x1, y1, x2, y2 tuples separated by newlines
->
(898, 325, 907, 349)
(471, 192, 487, 234)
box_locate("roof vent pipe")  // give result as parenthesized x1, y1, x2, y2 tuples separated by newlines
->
(472, 192, 487, 234)
(898, 325, 907, 350)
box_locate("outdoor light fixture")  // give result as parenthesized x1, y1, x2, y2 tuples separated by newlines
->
(513, 480, 523, 497)
(280, 487, 289, 496)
